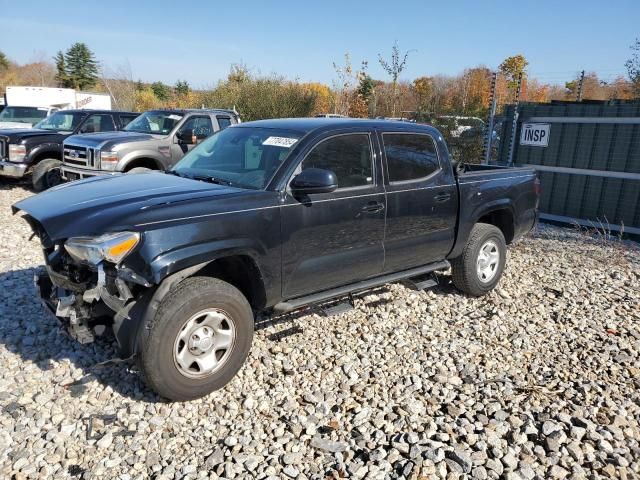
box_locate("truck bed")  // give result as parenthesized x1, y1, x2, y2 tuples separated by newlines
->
(447, 162, 539, 259)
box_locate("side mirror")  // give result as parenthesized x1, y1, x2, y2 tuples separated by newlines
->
(176, 129, 195, 144)
(290, 168, 338, 195)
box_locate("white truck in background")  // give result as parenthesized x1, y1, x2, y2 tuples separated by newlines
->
(0, 86, 112, 129)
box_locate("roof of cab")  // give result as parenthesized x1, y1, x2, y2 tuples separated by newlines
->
(236, 117, 438, 135)
(57, 109, 138, 115)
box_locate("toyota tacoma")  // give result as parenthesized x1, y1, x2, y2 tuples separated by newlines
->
(14, 118, 539, 401)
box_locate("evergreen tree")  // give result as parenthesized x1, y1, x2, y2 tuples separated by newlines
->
(63, 43, 99, 90)
(54, 51, 69, 87)
(175, 80, 190, 96)
(0, 51, 8, 71)
(151, 81, 170, 100)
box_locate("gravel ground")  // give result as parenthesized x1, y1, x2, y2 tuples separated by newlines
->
(1, 180, 639, 480)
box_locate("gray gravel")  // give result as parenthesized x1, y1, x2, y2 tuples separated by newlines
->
(1, 181, 639, 479)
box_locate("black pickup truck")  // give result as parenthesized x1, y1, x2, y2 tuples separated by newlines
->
(14, 118, 539, 401)
(0, 109, 138, 191)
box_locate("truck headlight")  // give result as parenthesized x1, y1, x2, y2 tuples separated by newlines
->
(65, 232, 140, 266)
(100, 151, 119, 171)
(8, 144, 27, 162)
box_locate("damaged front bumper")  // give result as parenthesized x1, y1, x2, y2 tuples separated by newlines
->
(35, 261, 146, 349)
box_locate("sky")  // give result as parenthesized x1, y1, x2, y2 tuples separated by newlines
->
(1, 0, 638, 88)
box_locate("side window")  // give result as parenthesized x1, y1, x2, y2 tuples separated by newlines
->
(216, 116, 232, 130)
(302, 134, 373, 189)
(178, 116, 213, 140)
(383, 133, 440, 182)
(119, 114, 138, 129)
(79, 114, 115, 133)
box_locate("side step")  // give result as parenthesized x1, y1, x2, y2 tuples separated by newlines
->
(405, 273, 439, 291)
(322, 300, 354, 317)
(274, 260, 449, 314)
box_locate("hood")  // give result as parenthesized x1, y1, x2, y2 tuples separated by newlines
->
(64, 131, 159, 149)
(0, 121, 34, 129)
(0, 128, 63, 143)
(13, 172, 245, 242)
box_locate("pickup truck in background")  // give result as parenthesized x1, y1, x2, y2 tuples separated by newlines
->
(60, 108, 240, 182)
(0, 105, 56, 129)
(0, 109, 139, 191)
(14, 118, 539, 401)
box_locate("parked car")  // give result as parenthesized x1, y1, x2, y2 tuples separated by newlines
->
(14, 118, 539, 401)
(60, 109, 240, 182)
(0, 109, 139, 191)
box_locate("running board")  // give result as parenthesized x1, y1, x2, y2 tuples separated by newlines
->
(274, 260, 450, 314)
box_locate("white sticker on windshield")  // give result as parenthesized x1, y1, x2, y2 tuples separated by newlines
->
(262, 136, 298, 148)
(167, 114, 183, 121)
(38, 107, 49, 111)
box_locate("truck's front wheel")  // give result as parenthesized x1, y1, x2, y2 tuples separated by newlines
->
(138, 277, 254, 401)
(32, 159, 62, 192)
(451, 223, 506, 296)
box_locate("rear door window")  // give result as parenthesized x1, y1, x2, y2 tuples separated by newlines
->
(79, 114, 116, 133)
(216, 116, 232, 130)
(382, 133, 440, 182)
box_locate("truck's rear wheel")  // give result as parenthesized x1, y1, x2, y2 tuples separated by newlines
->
(451, 223, 506, 296)
(138, 277, 254, 401)
(32, 159, 62, 192)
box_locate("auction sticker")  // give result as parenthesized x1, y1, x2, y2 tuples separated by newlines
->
(263, 136, 298, 148)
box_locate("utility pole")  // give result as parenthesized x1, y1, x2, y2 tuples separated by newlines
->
(506, 73, 523, 166)
(483, 72, 498, 164)
(576, 70, 585, 102)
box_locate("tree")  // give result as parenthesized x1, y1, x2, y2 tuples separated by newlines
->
(499, 54, 528, 98)
(332, 54, 358, 116)
(57, 43, 99, 90)
(101, 62, 137, 111)
(378, 41, 413, 116)
(0, 51, 8, 72)
(625, 38, 640, 97)
(175, 80, 190, 96)
(151, 81, 170, 100)
(302, 82, 333, 115)
(54, 51, 68, 87)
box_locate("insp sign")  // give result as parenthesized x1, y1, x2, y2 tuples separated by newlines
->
(520, 123, 550, 147)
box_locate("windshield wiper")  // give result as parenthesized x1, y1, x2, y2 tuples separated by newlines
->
(187, 174, 234, 186)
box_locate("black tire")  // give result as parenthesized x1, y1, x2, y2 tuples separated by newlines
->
(451, 223, 506, 296)
(137, 277, 254, 401)
(127, 167, 153, 174)
(32, 159, 62, 192)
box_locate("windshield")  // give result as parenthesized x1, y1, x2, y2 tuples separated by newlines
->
(0, 106, 49, 124)
(124, 111, 183, 134)
(34, 111, 84, 131)
(173, 126, 303, 190)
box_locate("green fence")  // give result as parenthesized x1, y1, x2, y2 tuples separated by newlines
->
(496, 100, 640, 234)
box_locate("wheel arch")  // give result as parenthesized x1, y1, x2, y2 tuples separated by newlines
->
(28, 144, 62, 166)
(114, 252, 267, 359)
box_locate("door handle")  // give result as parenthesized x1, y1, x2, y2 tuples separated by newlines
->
(434, 193, 451, 203)
(361, 201, 385, 213)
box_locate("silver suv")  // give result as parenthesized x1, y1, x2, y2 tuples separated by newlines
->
(60, 109, 240, 181)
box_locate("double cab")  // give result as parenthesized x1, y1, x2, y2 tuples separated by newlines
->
(14, 118, 539, 401)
